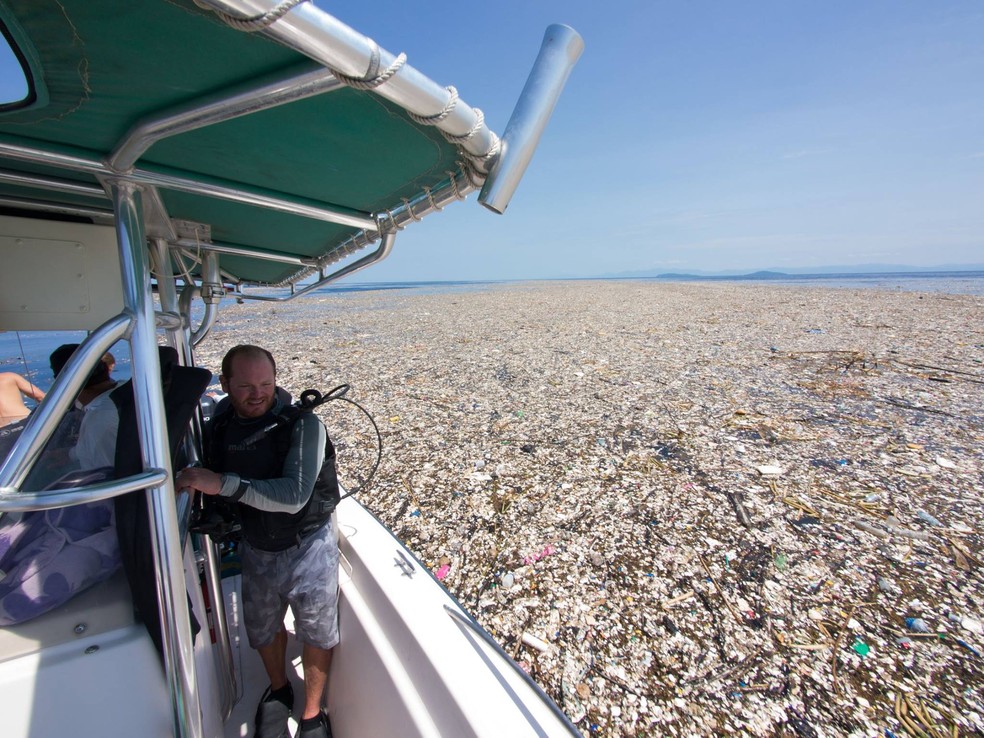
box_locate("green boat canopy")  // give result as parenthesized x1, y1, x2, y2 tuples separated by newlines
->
(0, 0, 512, 287)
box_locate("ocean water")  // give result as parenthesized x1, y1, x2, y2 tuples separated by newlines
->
(315, 271, 984, 297)
(674, 270, 984, 295)
(0, 330, 131, 398)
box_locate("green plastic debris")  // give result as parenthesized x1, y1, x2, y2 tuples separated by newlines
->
(774, 553, 788, 571)
(852, 639, 870, 656)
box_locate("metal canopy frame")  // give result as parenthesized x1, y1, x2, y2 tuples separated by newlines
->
(0, 1, 582, 293)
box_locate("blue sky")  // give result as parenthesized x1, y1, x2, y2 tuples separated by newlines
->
(335, 1, 984, 279)
(3, 1, 982, 280)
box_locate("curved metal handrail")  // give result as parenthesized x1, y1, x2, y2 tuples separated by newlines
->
(235, 231, 396, 302)
(0, 469, 169, 512)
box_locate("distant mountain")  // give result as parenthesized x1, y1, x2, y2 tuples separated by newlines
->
(606, 263, 984, 279)
(650, 270, 792, 281)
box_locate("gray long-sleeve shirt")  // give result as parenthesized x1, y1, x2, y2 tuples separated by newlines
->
(216, 409, 327, 513)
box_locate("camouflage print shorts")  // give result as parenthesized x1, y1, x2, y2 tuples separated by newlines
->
(241, 521, 339, 650)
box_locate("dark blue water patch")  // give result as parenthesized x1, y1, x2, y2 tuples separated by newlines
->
(0, 330, 132, 393)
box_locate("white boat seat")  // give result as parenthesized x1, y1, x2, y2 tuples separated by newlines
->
(0, 568, 134, 664)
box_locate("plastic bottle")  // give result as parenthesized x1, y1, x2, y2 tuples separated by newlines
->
(904, 617, 930, 633)
(916, 510, 943, 527)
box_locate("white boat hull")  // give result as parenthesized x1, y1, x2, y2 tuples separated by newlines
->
(221, 497, 577, 737)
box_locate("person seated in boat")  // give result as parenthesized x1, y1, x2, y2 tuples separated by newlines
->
(177, 344, 340, 738)
(13, 345, 121, 491)
(0, 371, 45, 428)
(50, 345, 121, 471)
(0, 350, 122, 626)
(38, 344, 121, 476)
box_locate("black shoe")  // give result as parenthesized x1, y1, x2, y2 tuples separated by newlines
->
(254, 683, 294, 738)
(297, 711, 332, 738)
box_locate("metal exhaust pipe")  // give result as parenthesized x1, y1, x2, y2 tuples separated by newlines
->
(478, 24, 584, 215)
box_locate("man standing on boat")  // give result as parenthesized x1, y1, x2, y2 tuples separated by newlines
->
(177, 344, 339, 738)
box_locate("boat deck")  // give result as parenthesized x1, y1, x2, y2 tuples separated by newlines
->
(221, 575, 307, 738)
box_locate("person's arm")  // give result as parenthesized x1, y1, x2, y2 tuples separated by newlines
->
(179, 414, 326, 513)
(14, 374, 45, 403)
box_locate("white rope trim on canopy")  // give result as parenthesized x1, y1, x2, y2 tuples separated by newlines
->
(196, 0, 309, 32)
(199, 0, 501, 176)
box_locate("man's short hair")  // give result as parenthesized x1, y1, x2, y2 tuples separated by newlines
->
(50, 344, 111, 388)
(221, 345, 277, 380)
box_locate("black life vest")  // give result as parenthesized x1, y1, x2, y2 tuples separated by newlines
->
(207, 405, 339, 552)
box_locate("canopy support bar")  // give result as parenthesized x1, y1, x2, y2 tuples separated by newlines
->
(266, 167, 474, 289)
(110, 62, 345, 172)
(0, 168, 108, 199)
(239, 230, 395, 302)
(173, 237, 313, 265)
(197, 0, 500, 171)
(0, 140, 375, 230)
(110, 181, 204, 738)
(0, 195, 113, 221)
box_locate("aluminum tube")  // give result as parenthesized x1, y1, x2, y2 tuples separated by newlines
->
(127, 168, 375, 229)
(111, 181, 203, 738)
(152, 239, 181, 317)
(0, 196, 113, 220)
(155, 244, 233, 718)
(479, 25, 584, 214)
(0, 139, 105, 175)
(200, 537, 238, 718)
(190, 251, 221, 346)
(197, 1, 499, 166)
(0, 168, 108, 198)
(264, 169, 476, 289)
(0, 313, 132, 490)
(150, 238, 200, 492)
(0, 140, 375, 230)
(0, 470, 168, 512)
(172, 237, 311, 265)
(310, 230, 395, 284)
(238, 231, 395, 302)
(178, 284, 201, 328)
(177, 283, 216, 348)
(150, 239, 196, 366)
(110, 64, 344, 172)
